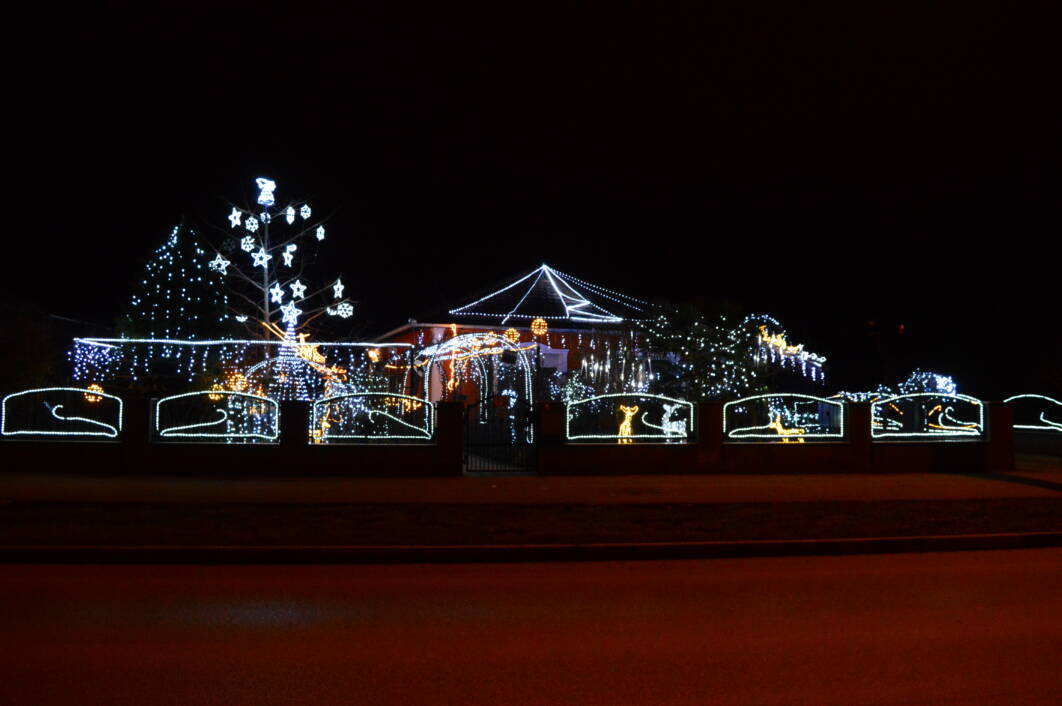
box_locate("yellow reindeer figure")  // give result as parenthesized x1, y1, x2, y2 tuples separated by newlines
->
(767, 414, 805, 443)
(617, 405, 639, 445)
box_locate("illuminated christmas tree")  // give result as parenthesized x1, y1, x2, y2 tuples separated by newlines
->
(209, 177, 354, 341)
(123, 221, 230, 340)
(203, 177, 360, 400)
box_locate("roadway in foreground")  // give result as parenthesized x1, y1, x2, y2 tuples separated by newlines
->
(1, 549, 1060, 705)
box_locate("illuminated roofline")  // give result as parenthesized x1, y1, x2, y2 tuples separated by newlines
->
(447, 264, 647, 323)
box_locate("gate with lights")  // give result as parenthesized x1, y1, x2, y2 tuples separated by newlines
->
(463, 399, 536, 473)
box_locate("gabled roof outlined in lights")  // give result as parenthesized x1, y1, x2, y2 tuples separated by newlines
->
(448, 264, 649, 324)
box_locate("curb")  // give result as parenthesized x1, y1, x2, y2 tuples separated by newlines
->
(1, 532, 1060, 564)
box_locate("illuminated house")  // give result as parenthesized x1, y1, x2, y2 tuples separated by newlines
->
(376, 264, 652, 403)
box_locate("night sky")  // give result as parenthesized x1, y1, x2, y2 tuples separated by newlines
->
(6, 2, 1059, 396)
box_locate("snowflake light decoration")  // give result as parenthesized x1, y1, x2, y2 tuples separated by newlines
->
(240, 236, 256, 252)
(331, 302, 353, 318)
(285, 206, 295, 224)
(245, 216, 259, 233)
(316, 225, 325, 241)
(300, 205, 311, 220)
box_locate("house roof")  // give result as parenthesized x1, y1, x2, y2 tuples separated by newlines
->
(447, 264, 649, 324)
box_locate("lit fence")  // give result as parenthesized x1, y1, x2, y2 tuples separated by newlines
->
(1, 387, 123, 439)
(566, 393, 695, 443)
(871, 393, 984, 440)
(724, 394, 845, 443)
(310, 392, 434, 443)
(1004, 394, 1062, 433)
(154, 391, 279, 443)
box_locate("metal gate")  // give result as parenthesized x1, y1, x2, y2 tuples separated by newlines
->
(464, 399, 537, 473)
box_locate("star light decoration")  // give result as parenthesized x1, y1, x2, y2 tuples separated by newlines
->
(208, 255, 231, 274)
(280, 300, 302, 325)
(211, 178, 354, 339)
(252, 248, 272, 268)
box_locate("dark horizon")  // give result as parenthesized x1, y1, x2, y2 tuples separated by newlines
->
(6, 2, 1059, 397)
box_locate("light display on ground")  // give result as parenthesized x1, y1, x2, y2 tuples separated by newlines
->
(1, 387, 123, 439)
(724, 393, 845, 443)
(310, 392, 435, 443)
(870, 393, 984, 440)
(566, 393, 694, 443)
(1003, 394, 1062, 433)
(154, 390, 279, 443)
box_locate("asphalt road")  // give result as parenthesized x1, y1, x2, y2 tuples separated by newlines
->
(2, 550, 1060, 705)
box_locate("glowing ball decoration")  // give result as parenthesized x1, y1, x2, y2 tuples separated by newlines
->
(83, 383, 105, 403)
(504, 328, 520, 343)
(531, 318, 548, 337)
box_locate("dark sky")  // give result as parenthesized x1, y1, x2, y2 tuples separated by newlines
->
(5, 2, 1060, 395)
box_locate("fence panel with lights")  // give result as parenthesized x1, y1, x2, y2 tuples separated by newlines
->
(565, 394, 695, 444)
(153, 391, 280, 444)
(1, 386, 124, 440)
(309, 392, 435, 443)
(870, 393, 984, 441)
(723, 394, 845, 443)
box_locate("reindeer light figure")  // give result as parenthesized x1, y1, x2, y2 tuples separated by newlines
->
(617, 404, 639, 445)
(767, 414, 805, 443)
